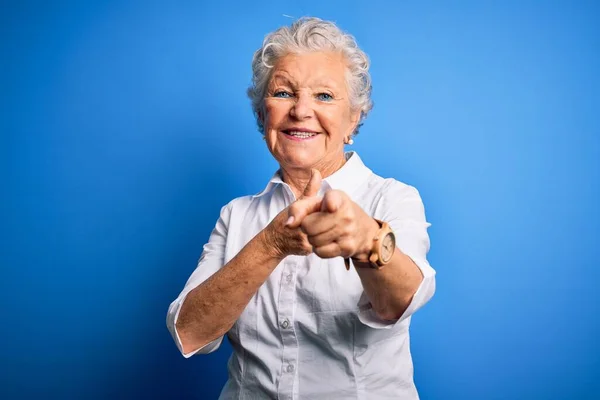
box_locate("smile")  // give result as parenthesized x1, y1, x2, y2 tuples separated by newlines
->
(281, 130, 319, 141)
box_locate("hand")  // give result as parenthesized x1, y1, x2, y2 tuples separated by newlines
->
(263, 169, 323, 259)
(289, 189, 379, 260)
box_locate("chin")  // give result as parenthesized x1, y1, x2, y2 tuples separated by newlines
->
(279, 152, 320, 170)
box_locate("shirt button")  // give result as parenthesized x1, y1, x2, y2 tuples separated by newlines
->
(281, 319, 290, 329)
(286, 364, 295, 373)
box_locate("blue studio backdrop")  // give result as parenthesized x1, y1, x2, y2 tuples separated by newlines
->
(2, 1, 599, 399)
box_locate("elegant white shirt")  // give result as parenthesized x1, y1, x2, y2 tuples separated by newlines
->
(167, 152, 436, 399)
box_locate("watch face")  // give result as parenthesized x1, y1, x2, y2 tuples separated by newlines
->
(381, 233, 396, 263)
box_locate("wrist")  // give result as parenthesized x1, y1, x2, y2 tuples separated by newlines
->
(258, 225, 286, 262)
(352, 217, 380, 261)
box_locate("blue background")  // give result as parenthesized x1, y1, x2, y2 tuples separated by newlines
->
(2, 1, 599, 399)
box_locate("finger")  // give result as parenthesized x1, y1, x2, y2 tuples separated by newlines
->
(286, 196, 323, 228)
(307, 224, 342, 248)
(301, 212, 339, 236)
(335, 237, 358, 259)
(301, 169, 322, 199)
(313, 242, 342, 259)
(321, 190, 345, 213)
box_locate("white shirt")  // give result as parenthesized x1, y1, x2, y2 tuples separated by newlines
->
(167, 152, 436, 399)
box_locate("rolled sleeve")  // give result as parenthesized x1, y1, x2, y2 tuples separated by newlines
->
(166, 202, 231, 357)
(166, 292, 224, 358)
(357, 182, 437, 329)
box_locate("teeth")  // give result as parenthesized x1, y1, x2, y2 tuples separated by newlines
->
(288, 131, 316, 138)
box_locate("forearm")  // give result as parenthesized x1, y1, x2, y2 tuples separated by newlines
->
(176, 229, 282, 353)
(354, 249, 423, 321)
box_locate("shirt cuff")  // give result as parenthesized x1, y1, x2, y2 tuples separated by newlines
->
(166, 292, 224, 358)
(356, 255, 436, 329)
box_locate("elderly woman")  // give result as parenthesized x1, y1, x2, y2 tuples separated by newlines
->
(167, 17, 436, 399)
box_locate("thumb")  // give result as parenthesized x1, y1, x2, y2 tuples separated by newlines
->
(286, 195, 323, 229)
(321, 190, 344, 213)
(301, 169, 322, 199)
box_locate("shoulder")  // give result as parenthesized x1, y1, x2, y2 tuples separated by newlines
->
(219, 194, 256, 216)
(364, 174, 429, 225)
(217, 188, 277, 221)
(215, 174, 282, 220)
(367, 172, 424, 204)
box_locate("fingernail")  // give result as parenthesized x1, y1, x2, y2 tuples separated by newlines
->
(285, 216, 295, 226)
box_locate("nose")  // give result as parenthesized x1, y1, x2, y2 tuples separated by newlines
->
(289, 92, 313, 120)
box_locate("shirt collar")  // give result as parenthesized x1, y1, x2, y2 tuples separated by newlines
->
(253, 151, 372, 198)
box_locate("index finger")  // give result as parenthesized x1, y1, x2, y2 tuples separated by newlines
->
(286, 196, 323, 229)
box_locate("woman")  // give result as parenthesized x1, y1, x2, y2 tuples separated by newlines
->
(167, 17, 436, 399)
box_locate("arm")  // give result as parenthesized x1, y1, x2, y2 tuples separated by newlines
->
(289, 183, 435, 324)
(345, 185, 436, 322)
(172, 171, 322, 356)
(352, 223, 426, 321)
(176, 228, 282, 354)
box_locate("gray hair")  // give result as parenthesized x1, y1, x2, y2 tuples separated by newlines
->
(247, 17, 373, 136)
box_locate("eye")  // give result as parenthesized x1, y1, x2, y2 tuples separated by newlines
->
(273, 90, 293, 98)
(316, 92, 334, 102)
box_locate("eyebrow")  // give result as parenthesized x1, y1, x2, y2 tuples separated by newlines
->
(269, 74, 295, 86)
(269, 74, 340, 90)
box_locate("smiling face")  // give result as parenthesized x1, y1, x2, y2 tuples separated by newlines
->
(262, 52, 360, 175)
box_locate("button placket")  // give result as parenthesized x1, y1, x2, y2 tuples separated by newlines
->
(284, 273, 293, 285)
(277, 259, 299, 398)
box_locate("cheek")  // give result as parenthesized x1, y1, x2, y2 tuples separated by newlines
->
(338, 108, 357, 135)
(320, 109, 347, 136)
(264, 102, 288, 129)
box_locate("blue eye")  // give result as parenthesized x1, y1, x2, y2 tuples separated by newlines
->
(317, 93, 333, 102)
(273, 91, 292, 98)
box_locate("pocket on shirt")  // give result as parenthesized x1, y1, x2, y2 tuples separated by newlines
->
(296, 256, 364, 314)
(353, 318, 408, 350)
(352, 322, 414, 396)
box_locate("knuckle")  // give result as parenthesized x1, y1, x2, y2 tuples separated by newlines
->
(317, 247, 331, 258)
(344, 210, 354, 222)
(313, 246, 323, 257)
(311, 238, 325, 249)
(288, 204, 299, 215)
(340, 239, 354, 253)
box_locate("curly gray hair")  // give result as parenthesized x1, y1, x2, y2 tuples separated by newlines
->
(247, 17, 373, 136)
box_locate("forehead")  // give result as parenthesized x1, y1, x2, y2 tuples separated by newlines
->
(269, 52, 348, 90)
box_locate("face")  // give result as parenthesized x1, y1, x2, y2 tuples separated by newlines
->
(261, 52, 360, 173)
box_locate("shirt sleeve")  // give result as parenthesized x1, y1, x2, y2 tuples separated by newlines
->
(357, 181, 437, 329)
(166, 202, 232, 357)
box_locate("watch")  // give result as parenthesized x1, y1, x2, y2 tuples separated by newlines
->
(344, 219, 396, 270)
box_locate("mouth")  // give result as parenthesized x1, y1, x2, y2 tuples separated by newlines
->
(281, 129, 320, 141)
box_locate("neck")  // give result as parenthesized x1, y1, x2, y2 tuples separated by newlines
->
(280, 154, 346, 199)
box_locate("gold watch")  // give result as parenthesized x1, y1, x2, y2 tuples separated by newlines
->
(344, 219, 396, 270)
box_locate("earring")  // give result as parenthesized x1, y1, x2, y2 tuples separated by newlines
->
(345, 137, 354, 145)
